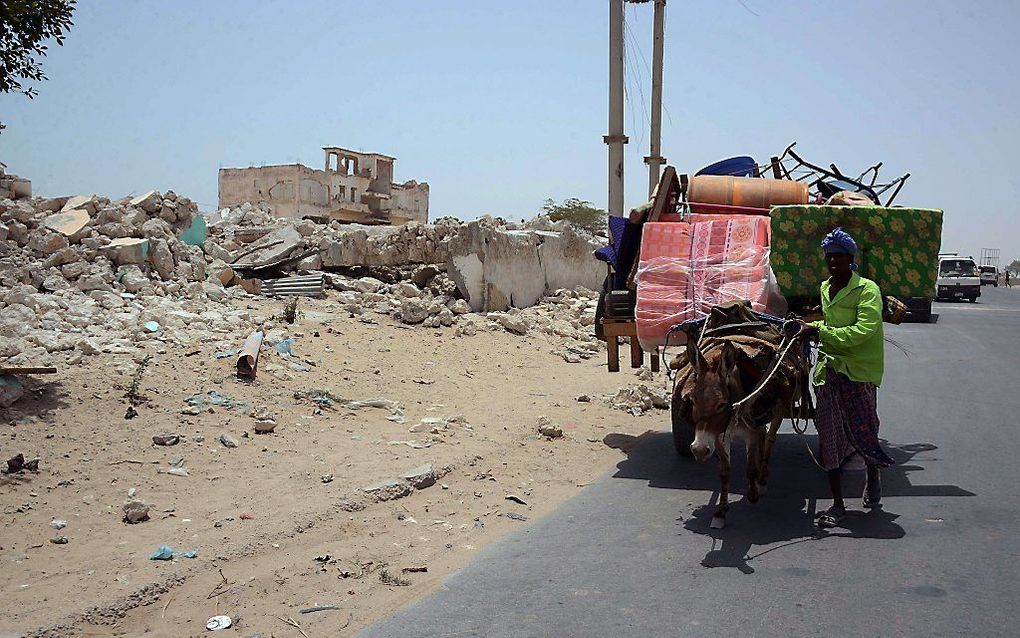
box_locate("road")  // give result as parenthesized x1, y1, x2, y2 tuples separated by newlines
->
(360, 287, 1020, 638)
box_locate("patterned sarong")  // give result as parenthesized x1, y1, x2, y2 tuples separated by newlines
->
(814, 368, 895, 472)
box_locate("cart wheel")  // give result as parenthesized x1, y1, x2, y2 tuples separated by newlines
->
(671, 395, 694, 456)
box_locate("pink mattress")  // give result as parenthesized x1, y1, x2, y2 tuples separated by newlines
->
(635, 216, 775, 350)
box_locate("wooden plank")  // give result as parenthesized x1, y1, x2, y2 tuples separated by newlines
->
(0, 367, 57, 375)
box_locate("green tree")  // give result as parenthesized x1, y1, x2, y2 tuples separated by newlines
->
(541, 197, 607, 235)
(0, 0, 77, 132)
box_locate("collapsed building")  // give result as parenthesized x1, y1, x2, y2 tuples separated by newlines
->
(0, 162, 32, 200)
(218, 147, 429, 226)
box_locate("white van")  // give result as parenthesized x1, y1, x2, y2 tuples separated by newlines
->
(936, 255, 980, 302)
(979, 265, 999, 287)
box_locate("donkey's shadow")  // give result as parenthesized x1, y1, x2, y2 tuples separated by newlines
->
(605, 431, 973, 573)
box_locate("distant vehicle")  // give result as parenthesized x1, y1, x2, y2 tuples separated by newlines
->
(979, 265, 999, 287)
(936, 255, 980, 302)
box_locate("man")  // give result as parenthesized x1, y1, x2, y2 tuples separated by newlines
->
(800, 228, 894, 528)
(1006, 270, 1011, 288)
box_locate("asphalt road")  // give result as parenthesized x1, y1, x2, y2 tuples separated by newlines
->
(360, 287, 1020, 638)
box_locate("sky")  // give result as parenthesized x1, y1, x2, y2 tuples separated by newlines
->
(1, 0, 1018, 264)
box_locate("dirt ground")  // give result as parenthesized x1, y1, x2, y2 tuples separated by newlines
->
(0, 294, 668, 637)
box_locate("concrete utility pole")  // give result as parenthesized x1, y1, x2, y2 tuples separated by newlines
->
(605, 0, 627, 217)
(645, 0, 666, 198)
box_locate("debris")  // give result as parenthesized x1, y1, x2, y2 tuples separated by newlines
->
(240, 512, 254, 520)
(537, 416, 563, 439)
(293, 388, 342, 409)
(505, 512, 529, 522)
(50, 535, 69, 544)
(0, 375, 25, 408)
(321, 474, 334, 484)
(343, 398, 405, 423)
(152, 433, 180, 446)
(299, 605, 341, 614)
(123, 500, 151, 524)
(0, 366, 58, 375)
(178, 213, 207, 246)
(3, 454, 39, 474)
(263, 274, 325, 298)
(401, 566, 428, 573)
(167, 467, 189, 477)
(143, 320, 160, 333)
(505, 494, 528, 505)
(362, 478, 412, 501)
(219, 434, 239, 448)
(149, 544, 198, 560)
(206, 615, 232, 631)
(400, 464, 437, 490)
(576, 394, 591, 402)
(272, 337, 295, 356)
(184, 391, 249, 413)
(42, 208, 91, 236)
(236, 331, 264, 379)
(605, 384, 670, 416)
(50, 519, 67, 530)
(125, 406, 138, 419)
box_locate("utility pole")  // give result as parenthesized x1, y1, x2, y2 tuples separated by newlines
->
(605, 0, 627, 217)
(645, 0, 666, 198)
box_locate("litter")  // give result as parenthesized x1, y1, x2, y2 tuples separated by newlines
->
(206, 615, 232, 631)
(236, 331, 263, 379)
(143, 321, 160, 333)
(149, 544, 198, 560)
(343, 398, 405, 423)
(299, 605, 341, 614)
(272, 337, 295, 356)
(184, 391, 250, 413)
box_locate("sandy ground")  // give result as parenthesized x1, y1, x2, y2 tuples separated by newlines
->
(0, 294, 668, 637)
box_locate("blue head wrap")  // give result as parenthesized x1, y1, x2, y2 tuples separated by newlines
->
(821, 227, 858, 256)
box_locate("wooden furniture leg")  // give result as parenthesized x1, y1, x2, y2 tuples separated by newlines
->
(607, 335, 620, 372)
(650, 347, 660, 372)
(630, 338, 642, 368)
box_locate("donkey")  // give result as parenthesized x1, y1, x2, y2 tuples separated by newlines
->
(682, 337, 791, 529)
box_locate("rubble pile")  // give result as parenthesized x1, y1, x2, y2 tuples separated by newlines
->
(0, 189, 607, 368)
(0, 191, 255, 366)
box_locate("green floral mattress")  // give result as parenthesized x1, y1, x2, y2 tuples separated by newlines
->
(770, 205, 944, 299)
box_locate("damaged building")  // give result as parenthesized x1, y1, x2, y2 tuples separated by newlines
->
(218, 147, 429, 225)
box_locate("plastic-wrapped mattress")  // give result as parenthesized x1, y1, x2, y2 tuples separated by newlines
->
(634, 216, 780, 350)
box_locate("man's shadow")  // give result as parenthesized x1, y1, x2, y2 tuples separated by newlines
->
(604, 431, 974, 574)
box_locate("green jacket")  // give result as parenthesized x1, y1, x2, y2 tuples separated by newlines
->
(809, 272, 884, 387)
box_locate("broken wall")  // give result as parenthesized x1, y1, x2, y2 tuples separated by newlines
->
(446, 221, 604, 312)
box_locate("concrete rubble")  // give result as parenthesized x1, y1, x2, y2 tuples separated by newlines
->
(1, 189, 609, 374)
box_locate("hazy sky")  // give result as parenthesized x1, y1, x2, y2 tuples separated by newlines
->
(2, 1, 1018, 263)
